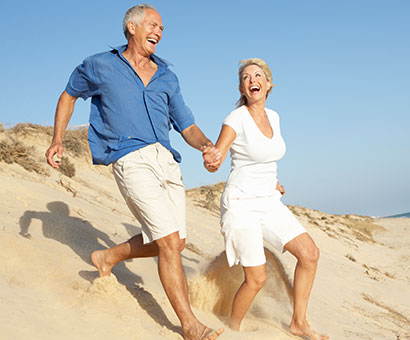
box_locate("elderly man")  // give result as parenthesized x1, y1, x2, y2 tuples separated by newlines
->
(45, 4, 222, 340)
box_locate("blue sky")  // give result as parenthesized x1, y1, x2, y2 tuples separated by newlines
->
(1, 1, 409, 216)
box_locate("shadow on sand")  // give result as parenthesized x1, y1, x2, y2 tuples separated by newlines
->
(19, 201, 181, 336)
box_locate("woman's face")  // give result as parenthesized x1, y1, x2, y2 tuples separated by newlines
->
(240, 64, 271, 105)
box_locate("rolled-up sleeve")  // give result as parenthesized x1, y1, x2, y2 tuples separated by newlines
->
(168, 81, 195, 133)
(65, 56, 100, 100)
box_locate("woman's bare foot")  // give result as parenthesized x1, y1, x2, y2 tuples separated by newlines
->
(228, 320, 240, 331)
(91, 249, 113, 277)
(290, 321, 329, 340)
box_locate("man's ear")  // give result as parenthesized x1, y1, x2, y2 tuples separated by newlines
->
(127, 21, 137, 35)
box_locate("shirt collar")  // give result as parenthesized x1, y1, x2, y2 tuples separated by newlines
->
(112, 44, 169, 70)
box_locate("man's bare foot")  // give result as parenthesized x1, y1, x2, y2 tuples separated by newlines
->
(290, 322, 329, 340)
(183, 323, 224, 340)
(200, 327, 224, 340)
(91, 249, 113, 277)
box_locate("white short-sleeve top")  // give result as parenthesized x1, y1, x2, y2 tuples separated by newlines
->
(223, 105, 286, 197)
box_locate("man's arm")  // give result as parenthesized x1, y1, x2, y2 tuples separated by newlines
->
(45, 91, 78, 168)
(19, 210, 35, 239)
(181, 123, 221, 167)
(181, 124, 213, 151)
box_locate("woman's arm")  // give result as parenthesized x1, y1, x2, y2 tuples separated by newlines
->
(204, 124, 237, 172)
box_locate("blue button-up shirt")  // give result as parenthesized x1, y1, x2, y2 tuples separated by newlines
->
(65, 45, 195, 165)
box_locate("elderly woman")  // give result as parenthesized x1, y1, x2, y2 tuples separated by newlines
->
(204, 59, 328, 340)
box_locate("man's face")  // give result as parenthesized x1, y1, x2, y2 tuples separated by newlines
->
(131, 9, 164, 56)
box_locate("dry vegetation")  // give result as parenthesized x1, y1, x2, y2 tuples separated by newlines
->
(10, 123, 54, 137)
(289, 205, 384, 243)
(186, 182, 225, 215)
(63, 128, 90, 158)
(0, 122, 89, 178)
(58, 157, 76, 178)
(0, 139, 49, 175)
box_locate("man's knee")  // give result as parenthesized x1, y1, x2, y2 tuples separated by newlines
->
(179, 238, 186, 252)
(156, 232, 183, 254)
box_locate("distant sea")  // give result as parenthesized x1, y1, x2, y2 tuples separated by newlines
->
(383, 212, 410, 218)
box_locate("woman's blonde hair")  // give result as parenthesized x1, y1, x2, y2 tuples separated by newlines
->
(236, 58, 273, 107)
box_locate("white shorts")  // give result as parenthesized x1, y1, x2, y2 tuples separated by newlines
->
(220, 186, 306, 267)
(113, 143, 186, 244)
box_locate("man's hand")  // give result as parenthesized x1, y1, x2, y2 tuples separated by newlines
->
(45, 91, 77, 168)
(45, 142, 64, 168)
(202, 144, 221, 172)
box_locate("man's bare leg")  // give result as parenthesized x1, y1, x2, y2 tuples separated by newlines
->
(91, 233, 160, 277)
(229, 264, 267, 331)
(285, 233, 329, 340)
(156, 232, 223, 340)
(92, 231, 222, 339)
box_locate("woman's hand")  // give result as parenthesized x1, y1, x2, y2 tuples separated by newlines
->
(202, 145, 221, 172)
(276, 181, 285, 196)
(202, 124, 237, 173)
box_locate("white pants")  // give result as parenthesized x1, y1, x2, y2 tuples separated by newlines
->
(221, 186, 306, 267)
(113, 143, 186, 244)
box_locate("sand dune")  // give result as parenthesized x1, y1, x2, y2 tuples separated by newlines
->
(0, 123, 409, 339)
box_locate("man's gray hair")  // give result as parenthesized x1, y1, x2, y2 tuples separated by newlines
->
(123, 4, 156, 39)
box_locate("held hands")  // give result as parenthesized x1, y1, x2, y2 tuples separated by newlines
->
(202, 144, 222, 173)
(45, 142, 64, 168)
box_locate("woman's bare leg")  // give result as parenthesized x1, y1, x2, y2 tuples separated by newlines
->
(229, 264, 267, 331)
(285, 233, 329, 340)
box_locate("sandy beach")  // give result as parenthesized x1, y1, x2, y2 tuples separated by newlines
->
(0, 124, 409, 339)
